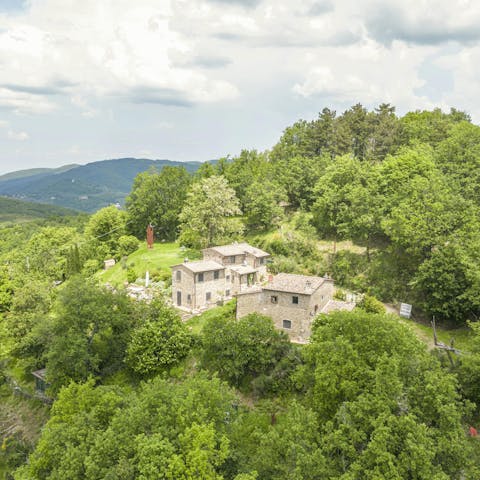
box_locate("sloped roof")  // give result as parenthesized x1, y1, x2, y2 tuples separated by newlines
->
(237, 242, 270, 257)
(320, 300, 356, 314)
(172, 260, 225, 273)
(204, 242, 270, 258)
(263, 273, 330, 294)
(230, 265, 258, 275)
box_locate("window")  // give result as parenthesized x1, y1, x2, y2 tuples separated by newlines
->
(225, 289, 230, 297)
(198, 273, 204, 282)
(176, 270, 181, 281)
(187, 294, 191, 303)
(271, 295, 278, 304)
(283, 320, 292, 329)
(226, 275, 230, 282)
(292, 296, 299, 304)
(259, 257, 264, 265)
(206, 292, 211, 301)
(229, 255, 236, 264)
(214, 270, 220, 280)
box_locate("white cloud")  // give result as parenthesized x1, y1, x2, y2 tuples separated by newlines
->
(68, 145, 81, 154)
(0, 86, 56, 114)
(71, 95, 99, 118)
(291, 39, 441, 112)
(0, 0, 475, 117)
(432, 45, 480, 122)
(0, 0, 239, 114)
(364, 0, 480, 45)
(7, 129, 29, 141)
(1, 0, 480, 173)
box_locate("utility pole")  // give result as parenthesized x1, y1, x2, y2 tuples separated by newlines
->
(431, 316, 462, 367)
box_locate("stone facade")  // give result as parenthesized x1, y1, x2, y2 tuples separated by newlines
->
(172, 243, 346, 343)
(171, 261, 228, 310)
(202, 242, 269, 279)
(236, 273, 334, 343)
(171, 242, 269, 311)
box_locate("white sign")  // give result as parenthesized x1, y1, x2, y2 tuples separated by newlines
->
(399, 303, 412, 318)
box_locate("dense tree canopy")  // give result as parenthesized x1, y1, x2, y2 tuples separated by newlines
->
(202, 313, 299, 395)
(178, 175, 244, 248)
(15, 374, 236, 480)
(4, 102, 480, 477)
(126, 299, 193, 377)
(126, 166, 191, 241)
(296, 311, 477, 479)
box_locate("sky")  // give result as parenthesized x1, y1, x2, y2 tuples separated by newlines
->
(0, 0, 478, 174)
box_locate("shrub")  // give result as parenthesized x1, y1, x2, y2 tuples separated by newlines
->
(269, 256, 298, 274)
(334, 289, 347, 301)
(331, 250, 367, 290)
(266, 237, 290, 256)
(82, 259, 101, 276)
(126, 267, 137, 284)
(357, 294, 385, 314)
(292, 211, 317, 237)
(116, 235, 139, 258)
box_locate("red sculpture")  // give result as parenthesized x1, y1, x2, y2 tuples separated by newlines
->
(146, 224, 154, 249)
(469, 426, 478, 437)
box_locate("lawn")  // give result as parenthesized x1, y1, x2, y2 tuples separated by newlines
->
(96, 242, 200, 286)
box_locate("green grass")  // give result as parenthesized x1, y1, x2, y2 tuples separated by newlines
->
(406, 318, 472, 350)
(186, 301, 236, 335)
(96, 242, 197, 286)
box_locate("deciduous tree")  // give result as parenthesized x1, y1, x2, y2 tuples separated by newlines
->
(178, 175, 244, 248)
(126, 299, 193, 376)
(126, 166, 191, 240)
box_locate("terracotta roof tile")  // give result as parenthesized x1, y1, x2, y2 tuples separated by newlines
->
(263, 273, 330, 294)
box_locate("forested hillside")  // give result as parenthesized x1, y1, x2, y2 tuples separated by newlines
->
(0, 196, 80, 224)
(0, 158, 206, 212)
(2, 104, 480, 479)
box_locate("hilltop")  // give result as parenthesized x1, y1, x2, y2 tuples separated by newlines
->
(0, 158, 207, 212)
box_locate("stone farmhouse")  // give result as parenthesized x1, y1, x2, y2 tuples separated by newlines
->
(171, 242, 270, 311)
(236, 272, 336, 343)
(171, 241, 354, 342)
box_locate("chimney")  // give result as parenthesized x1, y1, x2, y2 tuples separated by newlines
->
(184, 257, 189, 263)
(305, 280, 312, 292)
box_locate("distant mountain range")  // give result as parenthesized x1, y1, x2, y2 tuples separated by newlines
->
(0, 196, 80, 223)
(0, 158, 205, 212)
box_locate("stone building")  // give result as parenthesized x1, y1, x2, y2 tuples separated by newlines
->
(171, 260, 227, 310)
(236, 273, 335, 343)
(171, 242, 270, 311)
(202, 242, 270, 289)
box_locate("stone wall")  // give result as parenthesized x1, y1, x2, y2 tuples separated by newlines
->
(192, 269, 227, 309)
(237, 289, 311, 342)
(171, 265, 195, 308)
(308, 279, 334, 313)
(236, 280, 335, 342)
(172, 266, 228, 310)
(202, 249, 245, 266)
